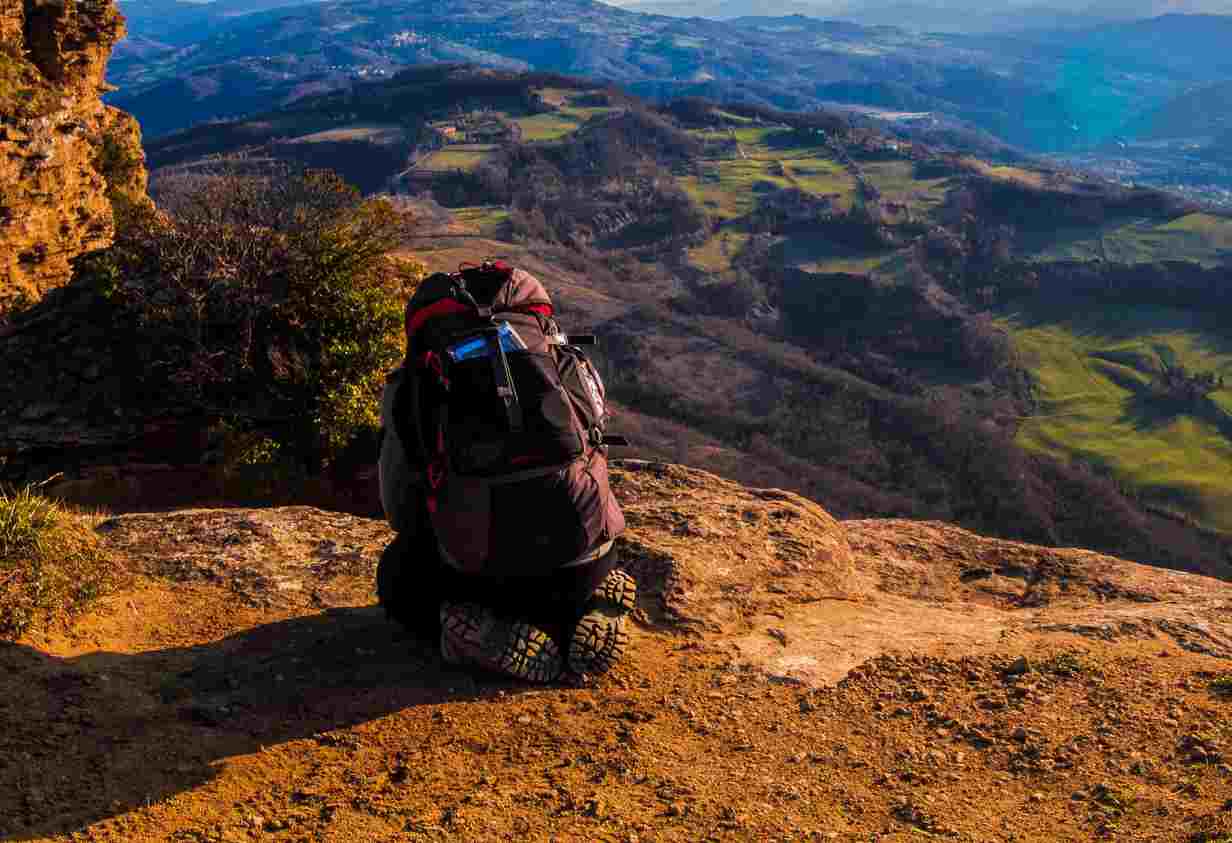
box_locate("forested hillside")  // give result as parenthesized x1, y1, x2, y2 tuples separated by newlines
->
(10, 65, 1227, 579)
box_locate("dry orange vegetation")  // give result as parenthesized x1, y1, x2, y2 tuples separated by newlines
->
(4, 462, 1232, 842)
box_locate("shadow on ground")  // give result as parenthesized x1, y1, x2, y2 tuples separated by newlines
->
(0, 607, 537, 840)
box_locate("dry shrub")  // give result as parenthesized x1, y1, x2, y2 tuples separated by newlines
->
(0, 483, 120, 639)
(77, 165, 426, 470)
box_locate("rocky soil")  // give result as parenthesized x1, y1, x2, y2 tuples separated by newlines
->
(3, 460, 1232, 842)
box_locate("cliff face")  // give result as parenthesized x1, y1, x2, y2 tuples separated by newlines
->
(0, 0, 147, 308)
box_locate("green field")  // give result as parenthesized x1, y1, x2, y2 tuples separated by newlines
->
(774, 235, 897, 276)
(964, 159, 1049, 188)
(1003, 302, 1232, 530)
(515, 113, 583, 142)
(415, 145, 496, 172)
(781, 157, 857, 211)
(715, 110, 755, 124)
(1019, 213, 1232, 265)
(687, 231, 752, 272)
(679, 156, 856, 221)
(288, 124, 405, 145)
(532, 88, 619, 126)
(686, 125, 828, 156)
(451, 205, 510, 235)
(860, 160, 951, 215)
(731, 126, 783, 148)
(679, 160, 795, 219)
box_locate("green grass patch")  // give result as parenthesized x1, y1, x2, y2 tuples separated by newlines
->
(288, 124, 405, 144)
(559, 104, 618, 123)
(1003, 301, 1232, 530)
(678, 155, 855, 220)
(687, 230, 751, 273)
(714, 110, 756, 124)
(688, 125, 817, 153)
(964, 159, 1048, 189)
(532, 88, 618, 123)
(774, 235, 895, 275)
(0, 483, 119, 639)
(781, 157, 857, 211)
(860, 160, 951, 215)
(415, 145, 496, 172)
(1019, 213, 1232, 266)
(731, 126, 782, 147)
(514, 113, 582, 142)
(678, 159, 794, 220)
(451, 205, 510, 235)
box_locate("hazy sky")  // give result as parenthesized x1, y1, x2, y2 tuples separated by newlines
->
(605, 0, 1232, 17)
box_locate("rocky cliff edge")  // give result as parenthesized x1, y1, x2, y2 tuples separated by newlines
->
(1, 0, 147, 308)
(4, 461, 1232, 840)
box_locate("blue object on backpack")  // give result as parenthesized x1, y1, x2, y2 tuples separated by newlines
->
(447, 321, 526, 362)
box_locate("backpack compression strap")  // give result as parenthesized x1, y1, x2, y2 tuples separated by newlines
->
(485, 325, 524, 433)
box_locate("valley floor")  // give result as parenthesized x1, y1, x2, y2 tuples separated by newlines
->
(4, 463, 1232, 842)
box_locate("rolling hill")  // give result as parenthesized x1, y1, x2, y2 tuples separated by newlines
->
(612, 0, 1232, 32)
(15, 64, 1228, 580)
(8, 8, 1232, 840)
(107, 0, 1232, 159)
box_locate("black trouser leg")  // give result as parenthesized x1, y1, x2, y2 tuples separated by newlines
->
(377, 529, 456, 641)
(380, 534, 620, 645)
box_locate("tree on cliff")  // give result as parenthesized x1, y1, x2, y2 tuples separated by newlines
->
(75, 166, 424, 471)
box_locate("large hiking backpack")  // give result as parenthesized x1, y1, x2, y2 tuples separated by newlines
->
(394, 260, 625, 575)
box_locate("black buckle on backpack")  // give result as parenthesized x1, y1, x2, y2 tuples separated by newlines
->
(591, 428, 629, 448)
(452, 278, 493, 322)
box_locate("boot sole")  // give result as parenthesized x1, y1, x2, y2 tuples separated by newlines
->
(568, 611, 630, 676)
(441, 602, 563, 684)
(593, 569, 638, 614)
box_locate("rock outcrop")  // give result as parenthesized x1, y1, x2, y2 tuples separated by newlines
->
(4, 460, 1232, 840)
(0, 0, 147, 308)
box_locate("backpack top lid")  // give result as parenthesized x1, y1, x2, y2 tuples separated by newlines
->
(405, 261, 554, 345)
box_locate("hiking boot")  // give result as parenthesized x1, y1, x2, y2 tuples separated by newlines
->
(567, 569, 637, 676)
(591, 568, 638, 614)
(439, 602, 563, 684)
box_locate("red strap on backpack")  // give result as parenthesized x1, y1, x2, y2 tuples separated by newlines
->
(419, 350, 449, 390)
(406, 299, 470, 343)
(425, 424, 447, 514)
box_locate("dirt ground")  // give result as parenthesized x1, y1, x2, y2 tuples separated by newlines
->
(3, 461, 1232, 842)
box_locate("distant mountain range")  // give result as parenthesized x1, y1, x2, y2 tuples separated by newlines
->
(108, 0, 1232, 168)
(605, 0, 1232, 32)
(608, 0, 1108, 32)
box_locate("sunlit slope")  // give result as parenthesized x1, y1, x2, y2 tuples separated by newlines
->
(1018, 213, 1232, 266)
(1004, 303, 1232, 531)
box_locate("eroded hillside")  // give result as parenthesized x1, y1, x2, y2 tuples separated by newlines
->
(4, 461, 1232, 841)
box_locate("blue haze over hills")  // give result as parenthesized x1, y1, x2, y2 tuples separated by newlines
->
(110, 0, 1232, 201)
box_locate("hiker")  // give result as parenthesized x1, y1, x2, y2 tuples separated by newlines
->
(376, 261, 635, 682)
